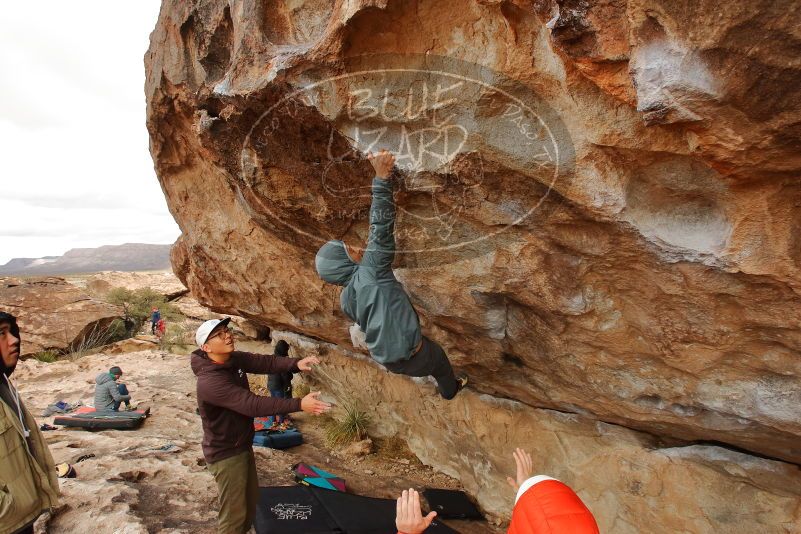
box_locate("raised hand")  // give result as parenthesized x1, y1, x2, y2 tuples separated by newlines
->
(506, 447, 533, 492)
(395, 488, 437, 534)
(367, 149, 395, 179)
(297, 356, 320, 371)
(300, 391, 331, 415)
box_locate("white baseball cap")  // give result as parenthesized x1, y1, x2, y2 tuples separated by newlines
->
(195, 318, 231, 348)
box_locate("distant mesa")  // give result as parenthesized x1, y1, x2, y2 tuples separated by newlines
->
(0, 243, 172, 276)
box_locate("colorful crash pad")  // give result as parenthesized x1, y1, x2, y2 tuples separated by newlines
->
(254, 416, 275, 431)
(292, 463, 346, 492)
(253, 428, 303, 449)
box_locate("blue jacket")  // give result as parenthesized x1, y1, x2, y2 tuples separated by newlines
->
(315, 177, 421, 364)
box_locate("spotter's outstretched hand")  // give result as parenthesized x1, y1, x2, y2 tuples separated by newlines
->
(300, 391, 331, 415)
(396, 488, 437, 534)
(297, 356, 320, 371)
(506, 447, 533, 492)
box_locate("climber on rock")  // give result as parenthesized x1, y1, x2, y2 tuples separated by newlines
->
(315, 149, 467, 400)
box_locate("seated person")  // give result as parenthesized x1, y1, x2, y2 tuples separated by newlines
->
(395, 448, 599, 534)
(94, 366, 132, 411)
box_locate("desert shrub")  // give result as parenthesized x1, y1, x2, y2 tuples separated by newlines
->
(159, 322, 190, 350)
(33, 350, 59, 363)
(66, 319, 129, 360)
(324, 400, 371, 446)
(104, 318, 128, 341)
(106, 287, 181, 334)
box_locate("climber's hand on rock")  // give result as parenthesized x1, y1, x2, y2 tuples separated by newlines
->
(367, 149, 395, 179)
(297, 356, 320, 371)
(506, 447, 533, 492)
(300, 391, 331, 415)
(396, 488, 437, 534)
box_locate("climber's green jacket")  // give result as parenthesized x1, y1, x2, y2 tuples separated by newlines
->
(315, 177, 422, 365)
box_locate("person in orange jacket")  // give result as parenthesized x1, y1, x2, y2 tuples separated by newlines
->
(155, 318, 166, 339)
(506, 448, 599, 534)
(395, 448, 599, 534)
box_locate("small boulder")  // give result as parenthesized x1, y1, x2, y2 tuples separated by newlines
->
(341, 438, 373, 458)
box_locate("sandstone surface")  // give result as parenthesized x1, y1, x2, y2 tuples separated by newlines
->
(144, 0, 801, 526)
(172, 294, 218, 321)
(0, 277, 123, 356)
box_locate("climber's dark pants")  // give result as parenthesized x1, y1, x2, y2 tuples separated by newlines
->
(384, 336, 459, 400)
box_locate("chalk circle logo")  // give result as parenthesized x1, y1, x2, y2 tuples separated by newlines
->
(240, 54, 574, 257)
(271, 503, 312, 520)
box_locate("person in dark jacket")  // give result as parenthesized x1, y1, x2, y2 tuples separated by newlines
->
(150, 307, 160, 335)
(192, 318, 331, 534)
(267, 340, 294, 425)
(315, 150, 467, 400)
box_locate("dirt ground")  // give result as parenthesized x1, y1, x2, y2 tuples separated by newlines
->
(14, 349, 503, 533)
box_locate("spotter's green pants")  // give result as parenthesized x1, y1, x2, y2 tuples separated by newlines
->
(207, 448, 259, 534)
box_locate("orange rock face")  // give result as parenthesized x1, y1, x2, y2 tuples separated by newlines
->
(145, 0, 801, 473)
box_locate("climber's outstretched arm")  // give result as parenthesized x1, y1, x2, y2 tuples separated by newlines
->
(362, 150, 396, 274)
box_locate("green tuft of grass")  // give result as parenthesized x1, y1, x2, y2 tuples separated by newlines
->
(324, 400, 371, 447)
(34, 350, 59, 363)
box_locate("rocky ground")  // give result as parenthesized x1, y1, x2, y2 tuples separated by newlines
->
(16, 348, 501, 534)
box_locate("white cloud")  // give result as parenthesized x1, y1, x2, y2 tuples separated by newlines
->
(0, 1, 180, 265)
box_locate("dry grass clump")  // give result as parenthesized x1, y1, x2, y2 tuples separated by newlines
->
(324, 400, 371, 446)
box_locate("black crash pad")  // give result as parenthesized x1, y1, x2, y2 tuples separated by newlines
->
(423, 489, 483, 520)
(54, 407, 149, 430)
(254, 485, 458, 534)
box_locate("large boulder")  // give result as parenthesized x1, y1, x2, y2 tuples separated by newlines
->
(145, 0, 801, 472)
(0, 277, 123, 357)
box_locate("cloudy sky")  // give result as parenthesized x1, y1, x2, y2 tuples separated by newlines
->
(0, 1, 180, 265)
